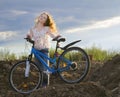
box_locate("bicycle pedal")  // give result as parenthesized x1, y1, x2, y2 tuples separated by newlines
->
(52, 72, 58, 76)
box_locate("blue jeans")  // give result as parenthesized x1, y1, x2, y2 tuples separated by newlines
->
(34, 48, 50, 86)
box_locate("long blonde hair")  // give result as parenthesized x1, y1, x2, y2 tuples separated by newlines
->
(34, 12, 57, 33)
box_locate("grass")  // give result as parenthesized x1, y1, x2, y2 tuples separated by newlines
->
(85, 45, 119, 61)
(0, 48, 27, 61)
(0, 46, 119, 61)
(0, 48, 17, 61)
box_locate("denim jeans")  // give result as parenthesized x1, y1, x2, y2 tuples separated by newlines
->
(34, 48, 50, 86)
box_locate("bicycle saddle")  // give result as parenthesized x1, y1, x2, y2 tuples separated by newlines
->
(52, 35, 66, 42)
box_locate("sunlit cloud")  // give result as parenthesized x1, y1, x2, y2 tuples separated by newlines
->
(0, 31, 17, 41)
(66, 16, 120, 33)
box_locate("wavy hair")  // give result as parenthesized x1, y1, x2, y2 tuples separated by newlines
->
(34, 12, 57, 33)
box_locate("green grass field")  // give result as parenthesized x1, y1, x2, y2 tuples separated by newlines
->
(0, 46, 119, 61)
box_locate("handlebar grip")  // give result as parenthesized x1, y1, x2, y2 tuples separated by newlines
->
(24, 38, 34, 44)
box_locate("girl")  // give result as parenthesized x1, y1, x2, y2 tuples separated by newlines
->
(27, 12, 60, 87)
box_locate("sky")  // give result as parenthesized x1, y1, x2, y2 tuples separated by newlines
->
(0, 0, 120, 54)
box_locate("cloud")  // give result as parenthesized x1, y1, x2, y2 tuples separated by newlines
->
(57, 16, 81, 24)
(10, 10, 29, 16)
(0, 10, 29, 18)
(0, 31, 17, 41)
(66, 16, 120, 33)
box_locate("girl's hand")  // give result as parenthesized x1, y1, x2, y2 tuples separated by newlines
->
(52, 35, 61, 41)
(26, 34, 31, 39)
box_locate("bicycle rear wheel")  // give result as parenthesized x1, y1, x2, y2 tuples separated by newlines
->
(58, 47, 90, 84)
(9, 60, 42, 94)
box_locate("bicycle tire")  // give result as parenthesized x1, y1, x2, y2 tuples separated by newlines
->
(57, 47, 90, 84)
(9, 60, 43, 94)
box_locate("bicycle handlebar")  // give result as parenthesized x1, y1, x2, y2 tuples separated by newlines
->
(24, 38, 34, 45)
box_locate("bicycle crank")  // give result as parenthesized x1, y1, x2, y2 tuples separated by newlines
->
(70, 62, 78, 70)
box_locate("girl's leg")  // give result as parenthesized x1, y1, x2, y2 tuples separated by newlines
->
(43, 52, 50, 86)
(34, 49, 50, 87)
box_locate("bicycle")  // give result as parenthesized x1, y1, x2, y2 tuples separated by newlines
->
(9, 36, 90, 94)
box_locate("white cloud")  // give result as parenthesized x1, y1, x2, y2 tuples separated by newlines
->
(66, 16, 120, 33)
(0, 31, 17, 41)
(10, 10, 28, 16)
(57, 16, 79, 24)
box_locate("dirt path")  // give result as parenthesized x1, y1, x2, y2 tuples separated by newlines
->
(0, 55, 120, 97)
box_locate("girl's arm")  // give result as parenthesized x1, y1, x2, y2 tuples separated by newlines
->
(26, 28, 33, 39)
(47, 27, 61, 39)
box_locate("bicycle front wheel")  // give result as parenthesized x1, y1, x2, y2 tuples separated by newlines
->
(58, 47, 90, 84)
(9, 60, 43, 94)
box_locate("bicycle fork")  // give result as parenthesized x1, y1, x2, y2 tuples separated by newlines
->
(25, 54, 33, 77)
(25, 59, 30, 77)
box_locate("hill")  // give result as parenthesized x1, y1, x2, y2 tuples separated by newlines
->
(0, 55, 120, 97)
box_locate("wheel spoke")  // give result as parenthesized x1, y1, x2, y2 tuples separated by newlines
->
(58, 47, 89, 83)
(9, 61, 42, 94)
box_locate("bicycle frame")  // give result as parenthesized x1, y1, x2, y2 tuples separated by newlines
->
(30, 47, 72, 73)
(9, 38, 90, 94)
(24, 37, 81, 74)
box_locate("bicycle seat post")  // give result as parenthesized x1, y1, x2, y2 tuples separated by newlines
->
(54, 41, 59, 57)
